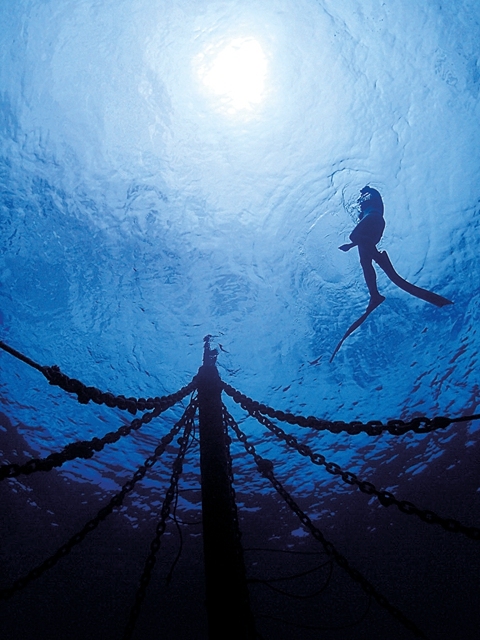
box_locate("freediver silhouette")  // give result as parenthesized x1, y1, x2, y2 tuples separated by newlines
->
(330, 186, 453, 361)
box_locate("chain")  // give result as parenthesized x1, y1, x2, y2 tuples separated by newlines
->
(42, 365, 197, 414)
(2, 333, 477, 436)
(242, 406, 480, 541)
(0, 338, 197, 413)
(223, 382, 480, 437)
(224, 409, 427, 640)
(123, 400, 197, 640)
(0, 407, 153, 480)
(0, 399, 197, 601)
(2, 339, 478, 436)
(0, 387, 200, 481)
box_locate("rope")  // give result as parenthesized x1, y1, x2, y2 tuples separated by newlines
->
(223, 381, 480, 437)
(248, 561, 333, 600)
(0, 340, 46, 373)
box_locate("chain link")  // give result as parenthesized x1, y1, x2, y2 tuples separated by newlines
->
(0, 341, 197, 414)
(123, 400, 197, 640)
(224, 408, 427, 640)
(0, 387, 199, 481)
(239, 405, 480, 541)
(223, 382, 480, 437)
(2, 339, 478, 437)
(0, 399, 197, 601)
(42, 364, 197, 414)
(1, 408, 153, 480)
(2, 338, 479, 634)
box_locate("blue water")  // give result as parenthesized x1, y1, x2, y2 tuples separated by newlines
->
(1, 1, 479, 638)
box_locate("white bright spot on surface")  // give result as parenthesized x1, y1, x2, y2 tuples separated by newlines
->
(197, 38, 268, 112)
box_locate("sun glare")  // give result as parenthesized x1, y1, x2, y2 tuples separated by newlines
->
(197, 38, 268, 113)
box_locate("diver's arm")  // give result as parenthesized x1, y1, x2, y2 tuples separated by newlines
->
(338, 220, 364, 251)
(339, 212, 383, 251)
(349, 217, 369, 245)
(339, 223, 369, 250)
(338, 217, 369, 251)
(339, 220, 363, 251)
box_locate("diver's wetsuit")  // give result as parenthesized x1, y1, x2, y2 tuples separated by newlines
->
(331, 185, 453, 361)
(348, 189, 386, 306)
(341, 186, 452, 309)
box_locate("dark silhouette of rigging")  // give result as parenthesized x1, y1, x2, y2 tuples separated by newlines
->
(1, 338, 479, 640)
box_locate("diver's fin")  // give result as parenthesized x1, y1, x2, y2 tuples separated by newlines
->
(330, 296, 384, 362)
(375, 252, 453, 307)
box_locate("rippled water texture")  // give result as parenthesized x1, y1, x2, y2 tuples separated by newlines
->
(1, 1, 479, 638)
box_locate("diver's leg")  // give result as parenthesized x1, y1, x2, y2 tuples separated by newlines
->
(374, 251, 453, 307)
(358, 244, 385, 308)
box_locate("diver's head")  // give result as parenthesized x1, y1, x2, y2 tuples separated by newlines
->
(358, 186, 383, 217)
(359, 185, 379, 200)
